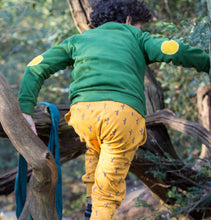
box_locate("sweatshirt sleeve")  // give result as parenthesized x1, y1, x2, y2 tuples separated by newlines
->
(18, 37, 74, 115)
(139, 32, 210, 73)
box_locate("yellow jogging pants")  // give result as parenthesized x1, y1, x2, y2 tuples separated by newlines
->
(65, 101, 147, 220)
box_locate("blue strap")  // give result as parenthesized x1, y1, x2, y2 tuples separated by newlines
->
(15, 155, 29, 219)
(39, 102, 63, 219)
(15, 103, 63, 220)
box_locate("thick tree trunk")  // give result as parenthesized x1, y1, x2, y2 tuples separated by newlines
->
(0, 73, 59, 220)
(207, 0, 211, 78)
(67, 0, 92, 32)
(197, 85, 211, 161)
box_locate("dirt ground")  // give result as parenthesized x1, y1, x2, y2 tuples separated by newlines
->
(0, 211, 73, 220)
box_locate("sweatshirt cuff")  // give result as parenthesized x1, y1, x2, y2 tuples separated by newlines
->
(19, 102, 35, 116)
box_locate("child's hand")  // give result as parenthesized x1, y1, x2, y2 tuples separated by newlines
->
(22, 113, 38, 135)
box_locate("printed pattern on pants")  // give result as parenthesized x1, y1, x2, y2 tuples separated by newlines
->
(65, 101, 147, 220)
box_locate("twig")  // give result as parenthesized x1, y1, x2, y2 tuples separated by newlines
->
(169, 171, 210, 191)
(185, 192, 211, 220)
(164, 0, 173, 21)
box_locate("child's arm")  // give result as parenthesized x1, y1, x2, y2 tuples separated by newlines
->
(140, 32, 210, 73)
(18, 38, 74, 116)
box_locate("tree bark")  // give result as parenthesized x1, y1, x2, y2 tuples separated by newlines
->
(0, 73, 59, 220)
(197, 85, 211, 161)
(207, 0, 211, 78)
(67, 0, 92, 32)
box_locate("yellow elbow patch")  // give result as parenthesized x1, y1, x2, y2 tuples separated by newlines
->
(27, 55, 43, 66)
(161, 40, 179, 55)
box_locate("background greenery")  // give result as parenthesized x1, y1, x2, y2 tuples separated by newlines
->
(0, 0, 210, 218)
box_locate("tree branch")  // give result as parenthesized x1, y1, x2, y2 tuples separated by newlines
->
(0, 73, 59, 220)
(146, 109, 211, 150)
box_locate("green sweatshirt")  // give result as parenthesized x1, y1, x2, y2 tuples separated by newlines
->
(19, 22, 210, 117)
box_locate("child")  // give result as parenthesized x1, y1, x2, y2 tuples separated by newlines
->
(19, 0, 210, 219)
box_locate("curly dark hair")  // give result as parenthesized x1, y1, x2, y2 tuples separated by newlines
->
(90, 0, 152, 28)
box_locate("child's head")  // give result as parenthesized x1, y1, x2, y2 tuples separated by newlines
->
(90, 0, 152, 28)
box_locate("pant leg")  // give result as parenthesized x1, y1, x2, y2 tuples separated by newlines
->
(65, 102, 101, 198)
(90, 102, 147, 220)
(82, 146, 99, 198)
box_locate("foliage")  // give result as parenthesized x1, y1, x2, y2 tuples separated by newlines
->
(145, 0, 207, 22)
(136, 149, 211, 219)
(0, 138, 18, 176)
(0, 0, 77, 102)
